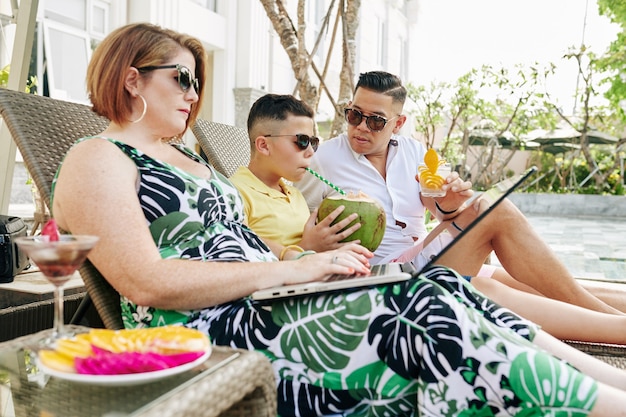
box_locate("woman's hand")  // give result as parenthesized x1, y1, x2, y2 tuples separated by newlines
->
(299, 206, 362, 251)
(283, 243, 373, 285)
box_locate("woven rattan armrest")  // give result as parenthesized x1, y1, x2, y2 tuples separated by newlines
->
(565, 340, 626, 369)
(136, 346, 277, 417)
(0, 88, 122, 329)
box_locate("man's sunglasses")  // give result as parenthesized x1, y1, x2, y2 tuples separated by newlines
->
(137, 64, 200, 93)
(265, 134, 320, 151)
(344, 108, 397, 132)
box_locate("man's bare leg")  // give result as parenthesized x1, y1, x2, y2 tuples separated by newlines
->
(579, 280, 626, 313)
(437, 199, 623, 315)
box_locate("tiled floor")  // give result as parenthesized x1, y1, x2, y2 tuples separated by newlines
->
(495, 215, 626, 283)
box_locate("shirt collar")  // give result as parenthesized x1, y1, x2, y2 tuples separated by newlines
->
(343, 133, 400, 162)
(238, 166, 292, 197)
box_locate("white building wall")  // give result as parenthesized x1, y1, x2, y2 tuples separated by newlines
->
(210, 0, 237, 124)
(0, 0, 416, 124)
(235, 0, 270, 92)
(0, 0, 416, 211)
(126, 0, 234, 123)
(248, 0, 417, 127)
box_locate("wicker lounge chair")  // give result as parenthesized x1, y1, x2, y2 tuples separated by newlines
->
(191, 119, 250, 177)
(0, 89, 123, 330)
(0, 93, 256, 333)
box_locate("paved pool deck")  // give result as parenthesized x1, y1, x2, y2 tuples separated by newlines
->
(520, 214, 626, 283)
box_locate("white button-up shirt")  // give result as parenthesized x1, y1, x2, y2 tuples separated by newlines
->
(296, 133, 428, 264)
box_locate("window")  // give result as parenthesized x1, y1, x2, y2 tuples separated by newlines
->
(188, 0, 217, 12)
(44, 0, 87, 30)
(43, 20, 90, 102)
(90, 1, 108, 37)
(39, 0, 111, 103)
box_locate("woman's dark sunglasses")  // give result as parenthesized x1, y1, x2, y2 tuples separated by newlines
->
(137, 64, 200, 93)
(344, 108, 396, 132)
(265, 134, 320, 151)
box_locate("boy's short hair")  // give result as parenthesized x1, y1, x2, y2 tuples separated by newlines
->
(247, 94, 314, 137)
(355, 71, 407, 106)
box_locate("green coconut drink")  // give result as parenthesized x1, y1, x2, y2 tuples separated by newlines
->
(317, 191, 386, 251)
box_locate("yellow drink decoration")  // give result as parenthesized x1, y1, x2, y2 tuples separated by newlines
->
(417, 149, 450, 197)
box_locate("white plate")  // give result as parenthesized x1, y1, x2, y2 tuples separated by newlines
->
(37, 347, 212, 386)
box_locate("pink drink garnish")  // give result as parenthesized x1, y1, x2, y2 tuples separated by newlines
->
(41, 219, 61, 241)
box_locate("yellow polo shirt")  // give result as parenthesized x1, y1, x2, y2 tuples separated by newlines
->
(229, 166, 310, 246)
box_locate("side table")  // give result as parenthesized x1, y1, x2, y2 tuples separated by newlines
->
(0, 326, 277, 416)
(0, 270, 99, 341)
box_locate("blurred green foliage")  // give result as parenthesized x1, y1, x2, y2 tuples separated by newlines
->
(0, 64, 37, 93)
(527, 147, 624, 195)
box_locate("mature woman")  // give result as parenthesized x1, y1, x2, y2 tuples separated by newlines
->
(51, 22, 626, 416)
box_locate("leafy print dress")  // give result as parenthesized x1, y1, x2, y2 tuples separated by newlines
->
(65, 138, 598, 416)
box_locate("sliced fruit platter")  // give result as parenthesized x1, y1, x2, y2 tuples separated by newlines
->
(37, 326, 211, 385)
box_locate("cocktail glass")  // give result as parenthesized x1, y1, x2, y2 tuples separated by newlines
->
(15, 235, 99, 347)
(418, 162, 452, 197)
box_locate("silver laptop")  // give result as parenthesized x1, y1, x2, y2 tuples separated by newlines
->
(251, 166, 537, 301)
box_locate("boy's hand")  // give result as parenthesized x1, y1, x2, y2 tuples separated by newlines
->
(300, 206, 361, 251)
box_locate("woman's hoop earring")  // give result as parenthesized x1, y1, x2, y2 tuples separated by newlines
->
(130, 94, 147, 124)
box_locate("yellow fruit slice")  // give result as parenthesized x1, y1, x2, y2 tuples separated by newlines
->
(39, 350, 76, 373)
(88, 329, 127, 353)
(87, 327, 210, 354)
(55, 338, 93, 359)
(423, 148, 440, 173)
(419, 149, 447, 186)
(420, 172, 445, 187)
(145, 326, 210, 354)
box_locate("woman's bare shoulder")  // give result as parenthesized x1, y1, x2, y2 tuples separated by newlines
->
(63, 137, 131, 167)
(56, 138, 137, 192)
(66, 136, 121, 155)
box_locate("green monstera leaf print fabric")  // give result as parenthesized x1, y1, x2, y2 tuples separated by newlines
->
(56, 138, 598, 417)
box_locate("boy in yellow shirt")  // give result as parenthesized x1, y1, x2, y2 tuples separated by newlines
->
(229, 93, 361, 259)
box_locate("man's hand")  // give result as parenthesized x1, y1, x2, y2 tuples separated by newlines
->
(423, 171, 474, 219)
(299, 206, 362, 252)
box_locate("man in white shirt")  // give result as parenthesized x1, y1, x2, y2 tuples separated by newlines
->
(297, 70, 626, 315)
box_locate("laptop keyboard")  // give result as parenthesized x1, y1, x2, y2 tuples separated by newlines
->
(326, 264, 387, 282)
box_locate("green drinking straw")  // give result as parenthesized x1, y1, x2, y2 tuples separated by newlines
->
(305, 167, 346, 195)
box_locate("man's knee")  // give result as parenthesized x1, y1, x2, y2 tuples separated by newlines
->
(489, 199, 527, 225)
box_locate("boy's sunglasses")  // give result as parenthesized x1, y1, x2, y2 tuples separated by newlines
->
(137, 64, 200, 93)
(265, 134, 320, 151)
(344, 108, 397, 132)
